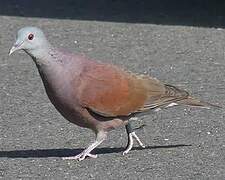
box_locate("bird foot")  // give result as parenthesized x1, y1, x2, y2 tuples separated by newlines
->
(122, 132, 145, 155)
(63, 131, 107, 161)
(62, 152, 97, 161)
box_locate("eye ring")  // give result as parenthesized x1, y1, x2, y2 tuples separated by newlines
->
(28, 33, 34, 40)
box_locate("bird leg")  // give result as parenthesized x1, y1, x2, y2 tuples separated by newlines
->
(123, 122, 145, 155)
(63, 131, 107, 161)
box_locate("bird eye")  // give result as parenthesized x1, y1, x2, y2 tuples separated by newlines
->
(28, 33, 34, 40)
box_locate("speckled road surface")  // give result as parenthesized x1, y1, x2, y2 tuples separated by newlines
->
(0, 1, 225, 179)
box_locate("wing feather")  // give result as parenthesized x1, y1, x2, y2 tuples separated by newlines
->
(77, 63, 189, 117)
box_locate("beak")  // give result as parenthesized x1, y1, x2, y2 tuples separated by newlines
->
(9, 40, 24, 56)
(9, 45, 17, 55)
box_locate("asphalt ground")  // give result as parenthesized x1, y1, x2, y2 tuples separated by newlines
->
(0, 1, 225, 179)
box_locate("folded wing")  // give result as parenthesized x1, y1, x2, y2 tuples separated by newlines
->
(78, 64, 189, 117)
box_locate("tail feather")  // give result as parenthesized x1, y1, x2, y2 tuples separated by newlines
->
(178, 96, 222, 109)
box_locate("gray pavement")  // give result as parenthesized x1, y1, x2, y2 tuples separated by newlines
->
(1, 3, 225, 180)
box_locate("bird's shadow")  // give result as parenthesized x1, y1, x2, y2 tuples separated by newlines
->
(0, 144, 191, 158)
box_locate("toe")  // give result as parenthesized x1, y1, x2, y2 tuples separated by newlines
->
(62, 155, 80, 160)
(78, 156, 85, 161)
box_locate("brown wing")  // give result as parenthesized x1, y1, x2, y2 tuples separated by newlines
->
(138, 84, 189, 112)
(78, 63, 189, 117)
(77, 64, 151, 116)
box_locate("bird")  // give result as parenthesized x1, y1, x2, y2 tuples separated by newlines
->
(9, 27, 220, 161)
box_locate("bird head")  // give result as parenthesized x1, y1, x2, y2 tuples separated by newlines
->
(9, 27, 50, 56)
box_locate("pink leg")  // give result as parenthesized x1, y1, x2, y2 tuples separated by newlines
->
(63, 131, 107, 161)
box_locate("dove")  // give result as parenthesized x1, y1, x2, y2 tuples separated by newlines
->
(9, 27, 220, 161)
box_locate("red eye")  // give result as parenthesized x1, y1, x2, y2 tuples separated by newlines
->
(28, 33, 34, 40)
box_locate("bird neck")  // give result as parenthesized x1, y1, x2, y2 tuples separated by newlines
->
(25, 44, 54, 67)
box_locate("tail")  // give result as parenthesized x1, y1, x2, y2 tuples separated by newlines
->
(178, 96, 222, 109)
